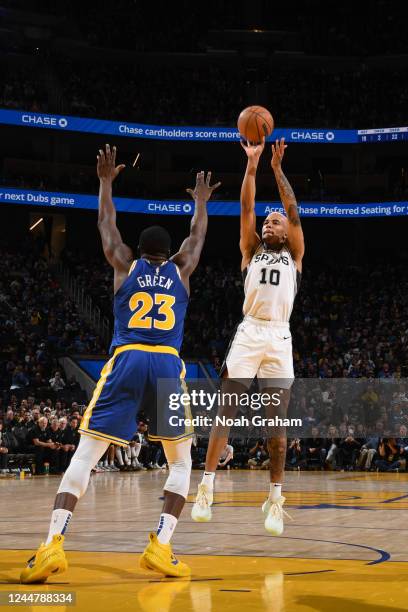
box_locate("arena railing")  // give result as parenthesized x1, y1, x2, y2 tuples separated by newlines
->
(57, 262, 112, 348)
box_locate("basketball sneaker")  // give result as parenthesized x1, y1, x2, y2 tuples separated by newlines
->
(262, 496, 291, 535)
(191, 483, 213, 522)
(139, 532, 191, 577)
(20, 534, 67, 584)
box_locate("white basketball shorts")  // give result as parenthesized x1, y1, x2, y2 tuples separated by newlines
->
(223, 316, 294, 388)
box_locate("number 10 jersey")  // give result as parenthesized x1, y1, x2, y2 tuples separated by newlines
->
(242, 244, 299, 323)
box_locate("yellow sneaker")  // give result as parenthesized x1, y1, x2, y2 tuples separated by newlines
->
(20, 534, 67, 584)
(139, 532, 191, 577)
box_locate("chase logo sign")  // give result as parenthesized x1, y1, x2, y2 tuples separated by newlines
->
(21, 114, 68, 129)
(147, 202, 192, 214)
(291, 130, 334, 141)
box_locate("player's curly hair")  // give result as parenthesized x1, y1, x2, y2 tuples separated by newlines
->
(138, 225, 171, 257)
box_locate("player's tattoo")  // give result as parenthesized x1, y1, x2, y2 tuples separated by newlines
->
(287, 204, 301, 226)
(275, 170, 301, 226)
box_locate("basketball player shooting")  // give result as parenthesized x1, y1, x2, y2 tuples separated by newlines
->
(20, 145, 220, 583)
(192, 137, 304, 535)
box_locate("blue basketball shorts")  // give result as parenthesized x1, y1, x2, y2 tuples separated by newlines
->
(78, 344, 193, 446)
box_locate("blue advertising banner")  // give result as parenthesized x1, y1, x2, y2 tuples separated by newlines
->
(0, 108, 357, 143)
(0, 187, 407, 217)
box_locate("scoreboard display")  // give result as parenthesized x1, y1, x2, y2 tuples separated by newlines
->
(358, 126, 408, 142)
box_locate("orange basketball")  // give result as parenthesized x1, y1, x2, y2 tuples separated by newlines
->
(237, 105, 274, 143)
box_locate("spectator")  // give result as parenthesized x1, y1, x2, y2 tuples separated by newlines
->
(4, 409, 18, 431)
(338, 429, 362, 470)
(305, 427, 327, 469)
(58, 417, 76, 472)
(49, 371, 66, 392)
(10, 366, 29, 391)
(286, 438, 305, 470)
(375, 438, 406, 472)
(28, 416, 58, 475)
(248, 439, 269, 469)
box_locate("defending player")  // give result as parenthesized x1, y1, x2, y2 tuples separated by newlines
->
(192, 137, 304, 535)
(20, 145, 220, 583)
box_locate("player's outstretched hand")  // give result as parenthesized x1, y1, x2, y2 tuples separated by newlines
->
(271, 137, 288, 171)
(97, 144, 126, 182)
(186, 171, 221, 202)
(240, 137, 265, 166)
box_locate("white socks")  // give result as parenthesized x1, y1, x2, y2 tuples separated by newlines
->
(156, 513, 178, 544)
(115, 448, 124, 466)
(201, 472, 215, 489)
(269, 483, 282, 502)
(46, 509, 72, 545)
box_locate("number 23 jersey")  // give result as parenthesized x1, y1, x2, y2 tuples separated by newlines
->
(242, 244, 300, 323)
(110, 258, 189, 353)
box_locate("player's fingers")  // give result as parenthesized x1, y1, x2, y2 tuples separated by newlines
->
(206, 171, 212, 186)
(116, 164, 126, 173)
(211, 181, 221, 191)
(112, 145, 117, 165)
(186, 188, 194, 197)
(105, 144, 111, 160)
(240, 139, 248, 150)
(99, 149, 105, 161)
(271, 144, 275, 156)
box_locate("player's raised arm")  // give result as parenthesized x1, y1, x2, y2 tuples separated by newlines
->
(271, 138, 305, 271)
(97, 144, 133, 291)
(171, 171, 221, 285)
(240, 138, 264, 270)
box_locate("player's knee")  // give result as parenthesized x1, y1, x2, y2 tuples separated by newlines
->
(164, 456, 192, 499)
(57, 457, 93, 499)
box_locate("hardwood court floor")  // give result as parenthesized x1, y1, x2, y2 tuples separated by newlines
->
(1, 469, 408, 611)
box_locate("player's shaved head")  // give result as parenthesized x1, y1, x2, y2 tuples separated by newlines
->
(266, 212, 288, 227)
(139, 225, 171, 258)
(262, 212, 288, 248)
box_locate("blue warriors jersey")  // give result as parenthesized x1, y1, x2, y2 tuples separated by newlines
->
(110, 258, 189, 353)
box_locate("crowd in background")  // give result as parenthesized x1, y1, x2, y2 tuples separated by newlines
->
(1, 62, 406, 129)
(192, 426, 408, 473)
(0, 240, 103, 474)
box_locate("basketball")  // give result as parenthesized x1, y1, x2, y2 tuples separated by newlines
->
(237, 105, 274, 143)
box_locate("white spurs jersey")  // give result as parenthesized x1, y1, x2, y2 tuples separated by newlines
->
(242, 244, 299, 322)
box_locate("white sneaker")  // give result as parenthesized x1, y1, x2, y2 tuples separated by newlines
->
(191, 484, 213, 522)
(263, 496, 291, 536)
